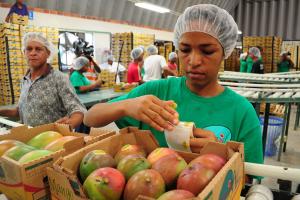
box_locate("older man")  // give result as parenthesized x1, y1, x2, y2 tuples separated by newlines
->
(0, 32, 86, 128)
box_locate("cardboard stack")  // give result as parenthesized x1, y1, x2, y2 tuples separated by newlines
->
(0, 123, 115, 200)
(224, 48, 242, 72)
(0, 23, 24, 105)
(112, 32, 155, 68)
(10, 13, 28, 26)
(243, 36, 282, 73)
(98, 69, 116, 88)
(47, 127, 245, 200)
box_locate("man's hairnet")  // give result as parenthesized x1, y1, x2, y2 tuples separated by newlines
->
(22, 32, 57, 63)
(73, 56, 90, 70)
(131, 47, 144, 60)
(147, 45, 158, 55)
(173, 4, 238, 59)
(169, 52, 177, 60)
(249, 47, 261, 58)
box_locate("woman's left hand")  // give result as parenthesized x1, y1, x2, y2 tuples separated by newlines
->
(190, 128, 217, 153)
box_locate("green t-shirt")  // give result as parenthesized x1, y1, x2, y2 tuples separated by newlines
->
(110, 77, 263, 164)
(69, 70, 91, 94)
(240, 60, 247, 72)
(277, 61, 290, 72)
(246, 56, 253, 73)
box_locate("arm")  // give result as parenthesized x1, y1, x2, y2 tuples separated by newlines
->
(0, 108, 19, 118)
(84, 95, 179, 131)
(78, 81, 101, 93)
(5, 14, 11, 22)
(56, 112, 83, 129)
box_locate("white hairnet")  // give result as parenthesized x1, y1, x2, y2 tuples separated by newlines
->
(137, 45, 145, 53)
(240, 52, 248, 60)
(131, 47, 144, 60)
(249, 47, 261, 58)
(169, 52, 177, 60)
(173, 4, 238, 59)
(280, 51, 288, 56)
(22, 32, 57, 64)
(73, 56, 89, 70)
(147, 45, 158, 55)
(107, 55, 115, 62)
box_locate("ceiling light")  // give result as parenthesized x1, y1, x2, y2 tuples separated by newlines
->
(135, 2, 170, 13)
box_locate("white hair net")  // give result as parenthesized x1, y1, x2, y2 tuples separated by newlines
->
(173, 4, 238, 59)
(147, 45, 158, 55)
(73, 56, 90, 70)
(249, 47, 261, 58)
(22, 32, 57, 64)
(137, 45, 145, 53)
(169, 52, 177, 60)
(280, 51, 288, 56)
(131, 47, 144, 60)
(240, 52, 248, 60)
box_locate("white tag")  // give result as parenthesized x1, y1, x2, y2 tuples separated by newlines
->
(164, 122, 195, 152)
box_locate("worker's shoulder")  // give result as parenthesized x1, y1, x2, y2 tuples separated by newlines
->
(51, 69, 69, 81)
(225, 87, 253, 109)
(144, 77, 183, 89)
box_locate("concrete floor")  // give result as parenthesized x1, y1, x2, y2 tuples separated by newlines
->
(1, 107, 300, 199)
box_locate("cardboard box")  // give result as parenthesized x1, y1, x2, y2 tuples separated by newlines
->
(0, 123, 115, 200)
(48, 127, 244, 200)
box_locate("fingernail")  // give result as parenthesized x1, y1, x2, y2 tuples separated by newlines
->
(168, 125, 174, 131)
(173, 119, 179, 124)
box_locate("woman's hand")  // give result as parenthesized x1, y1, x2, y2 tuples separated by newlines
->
(124, 95, 179, 131)
(190, 128, 217, 153)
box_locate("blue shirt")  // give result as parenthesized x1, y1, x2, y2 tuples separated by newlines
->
(8, 3, 29, 16)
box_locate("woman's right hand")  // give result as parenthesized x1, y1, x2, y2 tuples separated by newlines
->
(124, 95, 179, 132)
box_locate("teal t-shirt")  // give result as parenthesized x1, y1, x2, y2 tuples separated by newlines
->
(246, 56, 253, 73)
(69, 70, 91, 94)
(277, 61, 290, 72)
(240, 60, 247, 72)
(110, 77, 263, 164)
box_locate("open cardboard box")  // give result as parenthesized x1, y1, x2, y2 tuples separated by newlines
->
(0, 123, 115, 200)
(48, 127, 244, 200)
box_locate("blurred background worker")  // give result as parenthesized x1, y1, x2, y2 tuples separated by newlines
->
(239, 52, 248, 72)
(70, 56, 103, 94)
(165, 52, 178, 77)
(249, 47, 264, 74)
(5, 0, 29, 22)
(127, 47, 144, 84)
(143, 45, 175, 81)
(277, 51, 294, 72)
(100, 55, 126, 83)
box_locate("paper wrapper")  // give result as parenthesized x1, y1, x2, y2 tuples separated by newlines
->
(164, 122, 195, 152)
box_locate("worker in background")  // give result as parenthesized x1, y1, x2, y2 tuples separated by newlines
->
(84, 4, 263, 166)
(137, 45, 146, 79)
(249, 47, 264, 74)
(127, 47, 144, 84)
(100, 55, 126, 83)
(277, 51, 294, 72)
(239, 52, 248, 72)
(0, 32, 86, 129)
(83, 55, 101, 83)
(70, 56, 103, 94)
(165, 52, 178, 77)
(246, 51, 253, 73)
(143, 45, 175, 81)
(5, 0, 29, 22)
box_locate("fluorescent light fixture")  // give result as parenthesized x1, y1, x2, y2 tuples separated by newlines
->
(238, 30, 242, 34)
(135, 2, 170, 13)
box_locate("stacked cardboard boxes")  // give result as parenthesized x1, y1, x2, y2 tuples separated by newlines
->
(224, 48, 242, 72)
(10, 13, 28, 26)
(112, 32, 155, 68)
(98, 69, 116, 88)
(0, 23, 24, 105)
(243, 36, 282, 73)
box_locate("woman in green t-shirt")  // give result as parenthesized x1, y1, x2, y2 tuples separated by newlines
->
(70, 56, 103, 94)
(277, 51, 294, 72)
(84, 4, 263, 165)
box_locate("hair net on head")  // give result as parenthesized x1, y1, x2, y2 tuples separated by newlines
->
(173, 4, 238, 59)
(240, 52, 248, 60)
(137, 45, 145, 53)
(73, 56, 90, 70)
(249, 47, 261, 58)
(147, 45, 158, 55)
(280, 51, 288, 56)
(131, 47, 144, 60)
(22, 32, 57, 64)
(106, 55, 114, 62)
(169, 52, 177, 60)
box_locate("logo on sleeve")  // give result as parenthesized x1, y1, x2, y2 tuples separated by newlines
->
(203, 126, 232, 143)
